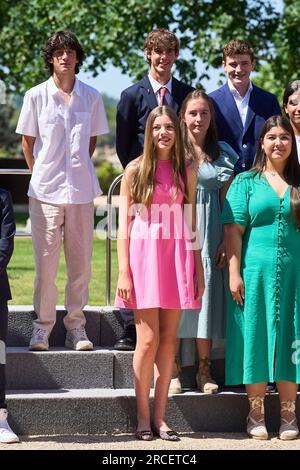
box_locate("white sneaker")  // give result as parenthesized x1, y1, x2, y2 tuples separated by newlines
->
(29, 327, 49, 351)
(0, 409, 19, 443)
(65, 326, 93, 351)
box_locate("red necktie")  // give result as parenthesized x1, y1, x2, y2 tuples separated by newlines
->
(159, 86, 167, 106)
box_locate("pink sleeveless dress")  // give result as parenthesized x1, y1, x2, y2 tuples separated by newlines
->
(115, 159, 201, 310)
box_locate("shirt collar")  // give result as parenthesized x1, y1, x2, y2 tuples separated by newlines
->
(48, 76, 81, 96)
(148, 74, 172, 95)
(228, 79, 253, 99)
(72, 77, 81, 96)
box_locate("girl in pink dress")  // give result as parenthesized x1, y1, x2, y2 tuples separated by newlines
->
(115, 106, 204, 441)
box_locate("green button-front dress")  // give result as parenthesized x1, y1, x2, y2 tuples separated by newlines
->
(222, 171, 300, 385)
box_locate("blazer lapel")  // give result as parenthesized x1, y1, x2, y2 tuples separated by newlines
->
(221, 84, 243, 134)
(243, 86, 256, 135)
(169, 77, 180, 113)
(140, 75, 158, 110)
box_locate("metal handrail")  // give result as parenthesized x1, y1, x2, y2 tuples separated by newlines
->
(0, 168, 31, 175)
(106, 173, 123, 306)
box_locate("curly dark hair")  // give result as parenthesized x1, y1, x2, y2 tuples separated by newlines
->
(41, 31, 85, 75)
(222, 39, 254, 63)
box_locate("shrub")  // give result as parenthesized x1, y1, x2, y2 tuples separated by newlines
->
(95, 161, 122, 195)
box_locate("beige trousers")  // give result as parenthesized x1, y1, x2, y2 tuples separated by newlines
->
(29, 198, 94, 334)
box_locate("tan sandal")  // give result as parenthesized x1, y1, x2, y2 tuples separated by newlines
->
(196, 357, 218, 394)
(168, 358, 182, 394)
(247, 395, 268, 440)
(279, 400, 299, 440)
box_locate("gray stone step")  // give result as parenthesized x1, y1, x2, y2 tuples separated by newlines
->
(7, 306, 226, 389)
(6, 348, 225, 390)
(6, 389, 300, 436)
(8, 306, 123, 347)
(6, 348, 115, 389)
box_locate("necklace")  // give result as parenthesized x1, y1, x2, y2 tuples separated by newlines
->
(265, 169, 278, 177)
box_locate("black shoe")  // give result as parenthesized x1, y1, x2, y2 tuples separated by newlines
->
(114, 325, 136, 351)
(266, 382, 277, 394)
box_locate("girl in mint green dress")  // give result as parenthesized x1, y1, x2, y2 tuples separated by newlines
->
(222, 115, 300, 440)
(172, 90, 238, 395)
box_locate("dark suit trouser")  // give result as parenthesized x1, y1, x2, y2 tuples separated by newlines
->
(0, 301, 8, 408)
(120, 309, 135, 327)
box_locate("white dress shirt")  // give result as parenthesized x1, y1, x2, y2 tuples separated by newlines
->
(148, 74, 172, 106)
(16, 77, 109, 204)
(228, 80, 253, 127)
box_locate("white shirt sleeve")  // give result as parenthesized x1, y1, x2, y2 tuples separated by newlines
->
(15, 91, 38, 137)
(90, 93, 109, 137)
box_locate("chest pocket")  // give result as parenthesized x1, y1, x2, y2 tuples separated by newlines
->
(74, 111, 91, 135)
(38, 112, 59, 139)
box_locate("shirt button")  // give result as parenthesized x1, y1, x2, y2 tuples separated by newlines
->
(242, 144, 247, 148)
(242, 163, 245, 168)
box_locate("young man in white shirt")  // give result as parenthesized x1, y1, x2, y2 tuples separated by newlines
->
(16, 31, 109, 351)
(209, 39, 281, 174)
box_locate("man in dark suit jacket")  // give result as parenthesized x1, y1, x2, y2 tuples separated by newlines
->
(115, 29, 194, 350)
(0, 188, 19, 443)
(117, 76, 193, 168)
(209, 39, 281, 174)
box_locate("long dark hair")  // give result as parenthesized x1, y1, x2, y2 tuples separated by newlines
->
(253, 115, 300, 229)
(180, 90, 220, 163)
(282, 80, 300, 115)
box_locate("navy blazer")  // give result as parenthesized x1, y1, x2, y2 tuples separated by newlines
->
(209, 83, 281, 174)
(116, 75, 194, 168)
(0, 189, 15, 301)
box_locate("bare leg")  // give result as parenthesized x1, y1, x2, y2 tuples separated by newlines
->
(196, 338, 218, 393)
(133, 308, 159, 431)
(171, 338, 181, 379)
(153, 309, 181, 431)
(277, 381, 298, 402)
(196, 338, 212, 359)
(277, 381, 298, 439)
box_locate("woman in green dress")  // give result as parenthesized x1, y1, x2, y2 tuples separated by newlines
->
(222, 115, 300, 440)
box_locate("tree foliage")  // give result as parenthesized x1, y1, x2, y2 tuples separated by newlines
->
(0, 98, 20, 157)
(0, 0, 282, 94)
(255, 0, 300, 99)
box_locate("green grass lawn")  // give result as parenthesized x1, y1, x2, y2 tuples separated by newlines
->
(8, 237, 118, 306)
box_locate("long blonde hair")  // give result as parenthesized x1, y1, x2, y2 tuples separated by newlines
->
(131, 106, 188, 206)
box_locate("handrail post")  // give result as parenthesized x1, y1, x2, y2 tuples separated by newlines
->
(106, 174, 123, 306)
(0, 168, 31, 175)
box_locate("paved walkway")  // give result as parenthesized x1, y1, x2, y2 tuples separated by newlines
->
(1, 433, 299, 450)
